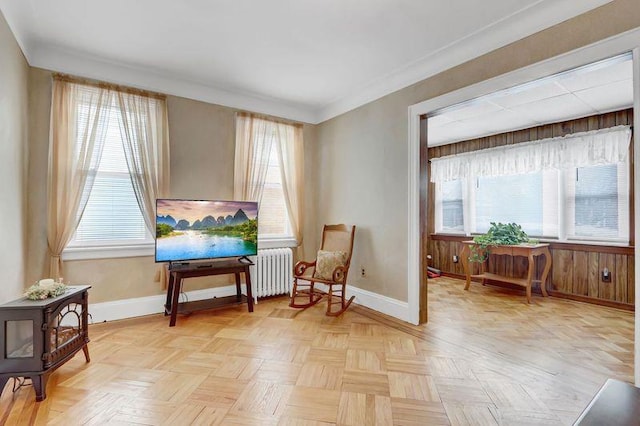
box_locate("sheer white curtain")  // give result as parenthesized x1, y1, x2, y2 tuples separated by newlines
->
(275, 121, 305, 246)
(234, 113, 305, 246)
(430, 126, 632, 182)
(47, 78, 112, 277)
(116, 91, 170, 233)
(234, 113, 274, 203)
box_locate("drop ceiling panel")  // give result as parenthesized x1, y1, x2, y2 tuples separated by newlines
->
(573, 80, 634, 113)
(427, 53, 633, 147)
(505, 94, 597, 125)
(481, 109, 540, 134)
(490, 81, 569, 109)
(439, 100, 503, 121)
(557, 59, 633, 92)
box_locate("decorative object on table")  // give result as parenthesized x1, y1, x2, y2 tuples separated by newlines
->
(468, 222, 538, 263)
(24, 278, 67, 300)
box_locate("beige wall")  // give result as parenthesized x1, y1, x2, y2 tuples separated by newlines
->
(0, 10, 28, 303)
(315, 0, 640, 301)
(26, 69, 318, 303)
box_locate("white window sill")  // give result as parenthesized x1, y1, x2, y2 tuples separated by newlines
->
(258, 238, 298, 249)
(62, 243, 155, 261)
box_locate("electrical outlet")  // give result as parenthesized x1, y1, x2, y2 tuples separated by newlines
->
(453, 255, 459, 263)
(602, 267, 611, 282)
(361, 266, 366, 277)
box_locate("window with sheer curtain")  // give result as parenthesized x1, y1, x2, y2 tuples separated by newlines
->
(234, 113, 304, 248)
(65, 89, 168, 251)
(70, 101, 152, 246)
(432, 126, 631, 243)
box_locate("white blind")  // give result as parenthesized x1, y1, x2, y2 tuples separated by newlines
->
(475, 172, 544, 235)
(71, 94, 152, 245)
(565, 163, 629, 241)
(258, 140, 292, 237)
(436, 180, 464, 232)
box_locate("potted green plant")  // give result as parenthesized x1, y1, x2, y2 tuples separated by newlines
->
(468, 222, 538, 263)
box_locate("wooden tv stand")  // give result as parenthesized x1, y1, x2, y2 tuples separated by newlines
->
(164, 259, 254, 326)
(460, 241, 552, 303)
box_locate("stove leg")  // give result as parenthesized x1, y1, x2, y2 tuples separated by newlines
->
(31, 374, 48, 402)
(0, 377, 9, 398)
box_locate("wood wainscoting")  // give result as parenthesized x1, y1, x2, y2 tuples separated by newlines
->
(429, 234, 635, 310)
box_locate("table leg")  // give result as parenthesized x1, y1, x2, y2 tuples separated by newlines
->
(169, 274, 181, 327)
(245, 268, 254, 312)
(526, 252, 535, 304)
(165, 272, 175, 316)
(461, 244, 472, 290)
(235, 272, 242, 302)
(539, 247, 551, 297)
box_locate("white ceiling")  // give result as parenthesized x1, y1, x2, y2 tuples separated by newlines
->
(428, 54, 634, 146)
(0, 0, 614, 123)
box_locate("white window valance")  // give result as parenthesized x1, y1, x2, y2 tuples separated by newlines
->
(429, 125, 632, 183)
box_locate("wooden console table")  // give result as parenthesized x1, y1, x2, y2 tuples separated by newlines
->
(164, 259, 254, 326)
(460, 241, 551, 303)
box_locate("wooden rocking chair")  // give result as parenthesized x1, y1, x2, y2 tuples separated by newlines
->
(289, 224, 356, 316)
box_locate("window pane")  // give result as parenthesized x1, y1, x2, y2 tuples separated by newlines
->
(475, 172, 543, 235)
(257, 144, 291, 237)
(441, 180, 463, 231)
(574, 164, 618, 237)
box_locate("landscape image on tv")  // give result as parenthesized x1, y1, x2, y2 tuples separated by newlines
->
(155, 199, 258, 262)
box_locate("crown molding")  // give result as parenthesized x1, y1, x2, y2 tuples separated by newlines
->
(28, 43, 319, 124)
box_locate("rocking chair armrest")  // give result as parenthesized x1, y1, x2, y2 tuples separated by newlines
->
(295, 260, 316, 276)
(332, 265, 349, 283)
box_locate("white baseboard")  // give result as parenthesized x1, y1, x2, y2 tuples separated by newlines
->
(89, 282, 409, 324)
(313, 283, 411, 322)
(88, 284, 246, 323)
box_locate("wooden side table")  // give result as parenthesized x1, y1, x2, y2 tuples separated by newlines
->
(164, 259, 254, 326)
(460, 242, 552, 303)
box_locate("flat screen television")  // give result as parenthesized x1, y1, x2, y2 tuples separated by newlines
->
(155, 199, 258, 263)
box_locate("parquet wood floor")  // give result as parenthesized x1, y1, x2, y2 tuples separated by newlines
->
(1, 277, 634, 425)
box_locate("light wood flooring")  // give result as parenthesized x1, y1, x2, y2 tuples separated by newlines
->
(1, 277, 634, 425)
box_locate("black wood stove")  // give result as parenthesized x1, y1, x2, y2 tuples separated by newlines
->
(0, 285, 91, 401)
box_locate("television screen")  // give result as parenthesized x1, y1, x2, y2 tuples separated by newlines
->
(155, 199, 258, 263)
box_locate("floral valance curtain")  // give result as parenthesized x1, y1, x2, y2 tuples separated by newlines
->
(430, 126, 632, 183)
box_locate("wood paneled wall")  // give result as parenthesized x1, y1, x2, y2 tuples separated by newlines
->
(429, 235, 634, 309)
(427, 109, 635, 310)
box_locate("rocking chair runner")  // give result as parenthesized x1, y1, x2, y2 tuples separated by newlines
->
(290, 224, 356, 316)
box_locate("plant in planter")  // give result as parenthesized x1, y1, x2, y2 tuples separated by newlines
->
(468, 222, 538, 263)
